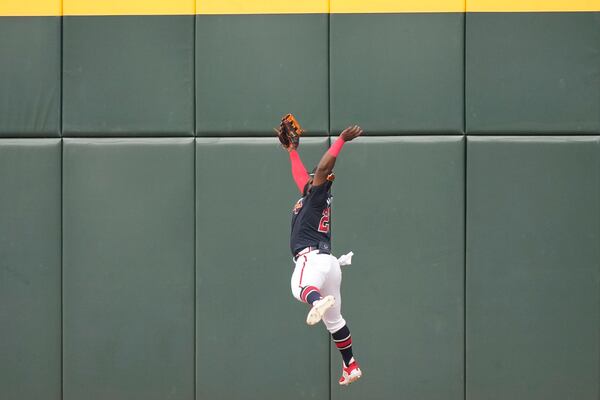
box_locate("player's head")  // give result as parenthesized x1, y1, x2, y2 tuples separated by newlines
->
(303, 168, 335, 196)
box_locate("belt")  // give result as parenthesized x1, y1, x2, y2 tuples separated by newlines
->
(293, 246, 318, 262)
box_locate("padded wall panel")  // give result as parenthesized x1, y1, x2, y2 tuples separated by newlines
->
(331, 137, 464, 400)
(196, 137, 330, 399)
(0, 18, 60, 136)
(466, 13, 600, 133)
(330, 14, 464, 135)
(466, 137, 600, 399)
(63, 16, 194, 136)
(63, 138, 195, 400)
(196, 15, 328, 136)
(0, 139, 61, 400)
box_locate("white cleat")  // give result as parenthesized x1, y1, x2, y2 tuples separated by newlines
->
(306, 295, 335, 325)
(339, 360, 362, 386)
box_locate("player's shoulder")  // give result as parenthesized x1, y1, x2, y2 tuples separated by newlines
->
(310, 180, 332, 192)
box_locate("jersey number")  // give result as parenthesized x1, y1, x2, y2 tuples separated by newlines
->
(318, 208, 330, 233)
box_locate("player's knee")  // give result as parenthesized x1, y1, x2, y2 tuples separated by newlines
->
(324, 316, 346, 334)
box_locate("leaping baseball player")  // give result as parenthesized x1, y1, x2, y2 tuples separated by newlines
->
(276, 114, 363, 386)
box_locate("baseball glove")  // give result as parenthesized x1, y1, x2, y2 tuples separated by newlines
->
(275, 113, 304, 150)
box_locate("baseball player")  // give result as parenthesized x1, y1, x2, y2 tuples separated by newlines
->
(276, 116, 363, 386)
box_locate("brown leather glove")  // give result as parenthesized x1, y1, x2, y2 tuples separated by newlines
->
(275, 113, 304, 150)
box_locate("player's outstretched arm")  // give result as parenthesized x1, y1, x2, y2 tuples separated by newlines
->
(276, 114, 309, 194)
(287, 147, 310, 194)
(312, 125, 363, 186)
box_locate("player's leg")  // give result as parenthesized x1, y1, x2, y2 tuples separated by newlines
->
(318, 256, 345, 333)
(319, 255, 362, 385)
(290, 253, 328, 304)
(291, 253, 335, 324)
(332, 324, 361, 385)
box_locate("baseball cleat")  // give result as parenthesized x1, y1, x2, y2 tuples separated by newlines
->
(306, 295, 335, 325)
(339, 360, 362, 386)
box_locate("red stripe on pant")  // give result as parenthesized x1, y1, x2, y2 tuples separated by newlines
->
(298, 255, 308, 286)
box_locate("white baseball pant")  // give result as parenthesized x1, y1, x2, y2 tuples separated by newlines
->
(291, 250, 346, 333)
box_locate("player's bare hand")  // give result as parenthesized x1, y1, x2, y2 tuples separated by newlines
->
(340, 125, 363, 142)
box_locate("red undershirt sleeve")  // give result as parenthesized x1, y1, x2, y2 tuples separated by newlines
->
(289, 150, 310, 194)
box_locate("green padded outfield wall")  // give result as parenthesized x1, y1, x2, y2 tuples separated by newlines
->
(330, 137, 465, 400)
(467, 137, 600, 400)
(195, 15, 329, 136)
(330, 13, 464, 134)
(0, 139, 61, 400)
(1, 0, 600, 399)
(63, 139, 195, 400)
(62, 16, 194, 136)
(466, 12, 600, 133)
(196, 138, 330, 399)
(0, 17, 60, 136)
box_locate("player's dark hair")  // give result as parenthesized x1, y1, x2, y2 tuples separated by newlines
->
(302, 182, 310, 197)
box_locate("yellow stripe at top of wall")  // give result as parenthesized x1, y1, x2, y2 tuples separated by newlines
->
(0, 0, 61, 16)
(331, 0, 464, 13)
(198, 0, 328, 14)
(468, 0, 600, 12)
(63, 0, 194, 16)
(3, 0, 600, 16)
